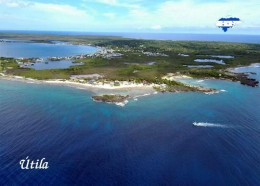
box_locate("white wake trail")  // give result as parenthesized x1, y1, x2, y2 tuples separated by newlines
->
(193, 122, 230, 128)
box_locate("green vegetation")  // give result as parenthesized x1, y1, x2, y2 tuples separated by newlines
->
(0, 57, 19, 73)
(0, 60, 2, 72)
(17, 69, 70, 80)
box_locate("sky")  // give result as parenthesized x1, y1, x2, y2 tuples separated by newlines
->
(0, 0, 260, 34)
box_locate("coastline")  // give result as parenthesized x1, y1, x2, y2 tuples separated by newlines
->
(226, 63, 260, 73)
(0, 74, 157, 106)
(1, 62, 258, 106)
(0, 73, 219, 106)
(2, 62, 258, 91)
(0, 73, 220, 93)
(0, 74, 155, 90)
(0, 75, 160, 107)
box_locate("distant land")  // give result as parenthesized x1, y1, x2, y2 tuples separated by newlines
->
(0, 31, 260, 43)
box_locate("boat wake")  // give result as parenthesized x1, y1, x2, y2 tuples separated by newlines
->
(204, 89, 227, 95)
(133, 93, 152, 101)
(193, 122, 230, 128)
(115, 100, 129, 107)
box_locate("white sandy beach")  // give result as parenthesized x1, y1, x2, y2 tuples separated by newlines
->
(0, 74, 158, 106)
(162, 73, 192, 81)
(0, 74, 155, 90)
(0, 73, 222, 107)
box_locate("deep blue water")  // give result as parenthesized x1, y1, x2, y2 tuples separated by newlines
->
(0, 66, 260, 185)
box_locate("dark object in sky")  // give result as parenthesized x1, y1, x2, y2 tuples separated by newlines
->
(216, 17, 241, 32)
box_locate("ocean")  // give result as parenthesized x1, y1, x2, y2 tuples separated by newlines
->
(0, 65, 260, 185)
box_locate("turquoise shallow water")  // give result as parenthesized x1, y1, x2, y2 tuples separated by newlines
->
(0, 66, 260, 185)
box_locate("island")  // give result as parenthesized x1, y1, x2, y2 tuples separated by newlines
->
(92, 94, 130, 104)
(0, 32, 259, 105)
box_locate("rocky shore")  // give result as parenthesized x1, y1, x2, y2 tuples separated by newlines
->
(236, 73, 259, 87)
(154, 84, 218, 94)
(226, 70, 259, 87)
(92, 94, 130, 104)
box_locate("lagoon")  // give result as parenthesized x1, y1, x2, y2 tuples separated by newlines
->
(194, 59, 226, 65)
(26, 60, 84, 70)
(0, 40, 97, 70)
(184, 65, 214, 68)
(0, 40, 97, 58)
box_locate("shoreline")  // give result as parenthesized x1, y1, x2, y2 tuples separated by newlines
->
(0, 72, 220, 91)
(226, 63, 260, 73)
(0, 74, 158, 107)
(0, 73, 220, 93)
(0, 74, 155, 90)
(2, 62, 258, 91)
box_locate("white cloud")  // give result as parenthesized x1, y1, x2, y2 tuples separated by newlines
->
(0, 0, 94, 31)
(33, 2, 89, 17)
(0, 0, 260, 33)
(103, 13, 116, 19)
(0, 0, 90, 18)
(0, 0, 32, 7)
(151, 25, 162, 30)
(83, 0, 140, 9)
(96, 0, 118, 5)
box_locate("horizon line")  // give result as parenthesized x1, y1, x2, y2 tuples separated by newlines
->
(0, 30, 260, 36)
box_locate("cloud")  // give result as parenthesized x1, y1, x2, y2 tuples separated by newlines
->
(0, 0, 90, 17)
(96, 0, 118, 5)
(151, 25, 162, 30)
(103, 13, 116, 19)
(0, 0, 260, 33)
(33, 2, 89, 17)
(0, 0, 32, 8)
(124, 0, 260, 31)
(83, 0, 140, 9)
(0, 0, 93, 31)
